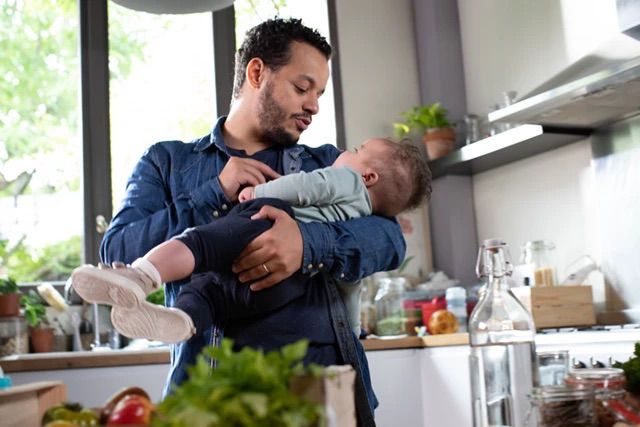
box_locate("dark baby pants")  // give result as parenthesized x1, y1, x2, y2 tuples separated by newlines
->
(172, 198, 307, 332)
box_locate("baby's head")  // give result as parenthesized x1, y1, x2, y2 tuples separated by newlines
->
(333, 138, 431, 217)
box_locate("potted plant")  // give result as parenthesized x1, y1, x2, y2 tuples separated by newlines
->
(0, 276, 21, 317)
(394, 103, 455, 160)
(20, 290, 54, 352)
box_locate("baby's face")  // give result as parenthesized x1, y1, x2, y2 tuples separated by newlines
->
(333, 138, 389, 175)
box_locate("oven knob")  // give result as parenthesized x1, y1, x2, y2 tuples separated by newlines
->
(573, 360, 587, 369)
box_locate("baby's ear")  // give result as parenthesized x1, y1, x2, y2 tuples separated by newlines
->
(362, 170, 379, 187)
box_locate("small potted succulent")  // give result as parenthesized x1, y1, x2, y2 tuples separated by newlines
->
(0, 277, 21, 317)
(21, 290, 54, 352)
(394, 103, 455, 160)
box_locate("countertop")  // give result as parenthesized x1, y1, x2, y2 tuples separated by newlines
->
(0, 334, 470, 373)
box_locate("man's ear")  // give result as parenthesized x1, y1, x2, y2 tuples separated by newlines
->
(362, 169, 379, 187)
(246, 58, 266, 90)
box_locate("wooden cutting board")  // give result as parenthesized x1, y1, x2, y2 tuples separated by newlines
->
(362, 333, 469, 351)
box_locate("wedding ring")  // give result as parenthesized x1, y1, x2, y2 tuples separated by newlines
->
(262, 263, 270, 274)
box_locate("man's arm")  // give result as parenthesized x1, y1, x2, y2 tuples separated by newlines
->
(298, 215, 406, 282)
(100, 143, 230, 264)
(234, 210, 405, 290)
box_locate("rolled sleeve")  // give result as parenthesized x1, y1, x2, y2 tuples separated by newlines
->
(298, 215, 406, 282)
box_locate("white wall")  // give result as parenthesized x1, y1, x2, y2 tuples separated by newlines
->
(457, 0, 621, 280)
(334, 0, 433, 276)
(458, 0, 620, 116)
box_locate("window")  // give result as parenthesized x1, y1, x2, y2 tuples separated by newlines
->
(108, 2, 216, 207)
(0, 0, 82, 282)
(235, 0, 337, 148)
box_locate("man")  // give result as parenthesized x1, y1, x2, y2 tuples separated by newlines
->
(100, 18, 406, 425)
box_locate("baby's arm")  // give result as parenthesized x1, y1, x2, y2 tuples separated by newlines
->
(238, 186, 255, 202)
(254, 166, 361, 207)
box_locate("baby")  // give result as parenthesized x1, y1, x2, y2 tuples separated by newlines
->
(71, 138, 431, 343)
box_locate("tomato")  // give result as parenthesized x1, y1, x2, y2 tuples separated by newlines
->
(106, 394, 153, 425)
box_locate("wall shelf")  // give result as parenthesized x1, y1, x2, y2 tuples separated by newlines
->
(428, 124, 591, 178)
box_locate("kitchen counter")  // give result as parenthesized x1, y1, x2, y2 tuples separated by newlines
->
(0, 334, 470, 373)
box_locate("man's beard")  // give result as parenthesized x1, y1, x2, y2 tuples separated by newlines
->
(257, 82, 299, 148)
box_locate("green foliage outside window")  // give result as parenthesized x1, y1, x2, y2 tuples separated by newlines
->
(0, 1, 144, 282)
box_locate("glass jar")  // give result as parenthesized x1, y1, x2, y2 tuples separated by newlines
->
(565, 368, 640, 426)
(528, 385, 597, 427)
(374, 277, 407, 336)
(538, 350, 570, 386)
(0, 316, 29, 356)
(520, 240, 557, 287)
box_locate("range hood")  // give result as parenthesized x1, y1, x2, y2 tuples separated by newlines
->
(489, 34, 640, 129)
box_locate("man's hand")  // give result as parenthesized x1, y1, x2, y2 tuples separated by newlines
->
(232, 206, 303, 291)
(238, 186, 255, 203)
(219, 157, 280, 201)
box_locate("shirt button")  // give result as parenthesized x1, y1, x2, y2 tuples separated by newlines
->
(307, 263, 313, 270)
(212, 210, 219, 218)
(221, 204, 228, 210)
(318, 263, 324, 269)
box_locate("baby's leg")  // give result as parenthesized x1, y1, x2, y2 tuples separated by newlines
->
(144, 239, 195, 282)
(177, 198, 295, 274)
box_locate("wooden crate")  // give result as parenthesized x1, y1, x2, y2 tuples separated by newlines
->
(0, 381, 66, 427)
(510, 285, 596, 329)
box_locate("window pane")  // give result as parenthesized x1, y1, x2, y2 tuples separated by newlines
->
(235, 0, 337, 148)
(108, 2, 216, 208)
(0, 0, 82, 282)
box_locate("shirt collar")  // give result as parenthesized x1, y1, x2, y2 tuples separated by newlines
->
(193, 115, 307, 158)
(194, 116, 227, 153)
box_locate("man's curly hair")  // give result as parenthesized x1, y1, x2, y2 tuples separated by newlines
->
(232, 18, 332, 99)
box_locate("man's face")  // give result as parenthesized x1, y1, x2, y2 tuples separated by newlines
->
(333, 138, 390, 175)
(257, 41, 330, 147)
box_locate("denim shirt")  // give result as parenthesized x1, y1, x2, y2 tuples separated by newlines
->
(100, 117, 406, 425)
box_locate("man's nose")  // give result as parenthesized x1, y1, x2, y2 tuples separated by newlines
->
(303, 93, 320, 115)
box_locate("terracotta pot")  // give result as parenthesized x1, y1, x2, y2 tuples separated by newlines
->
(423, 127, 455, 160)
(0, 293, 21, 317)
(30, 326, 54, 353)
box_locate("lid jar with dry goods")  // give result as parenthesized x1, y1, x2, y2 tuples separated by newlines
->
(0, 316, 29, 356)
(527, 385, 597, 427)
(565, 368, 640, 426)
(520, 240, 557, 287)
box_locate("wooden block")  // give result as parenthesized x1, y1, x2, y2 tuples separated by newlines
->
(511, 285, 596, 329)
(290, 365, 356, 427)
(0, 381, 66, 427)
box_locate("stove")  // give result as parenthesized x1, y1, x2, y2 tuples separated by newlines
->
(535, 323, 640, 368)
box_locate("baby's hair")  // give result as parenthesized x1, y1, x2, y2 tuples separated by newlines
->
(370, 138, 432, 217)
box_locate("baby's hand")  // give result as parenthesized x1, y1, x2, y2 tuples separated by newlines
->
(238, 186, 255, 202)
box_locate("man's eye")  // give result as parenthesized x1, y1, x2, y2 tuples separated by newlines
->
(295, 85, 308, 93)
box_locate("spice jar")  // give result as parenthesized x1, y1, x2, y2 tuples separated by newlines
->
(520, 240, 558, 287)
(565, 368, 640, 427)
(528, 385, 597, 427)
(374, 277, 407, 336)
(0, 316, 29, 356)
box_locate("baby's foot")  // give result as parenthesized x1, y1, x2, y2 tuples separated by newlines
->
(71, 261, 158, 309)
(110, 303, 195, 344)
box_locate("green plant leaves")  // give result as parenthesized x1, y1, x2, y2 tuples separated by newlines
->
(154, 339, 326, 427)
(20, 289, 47, 327)
(393, 103, 452, 138)
(0, 277, 18, 294)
